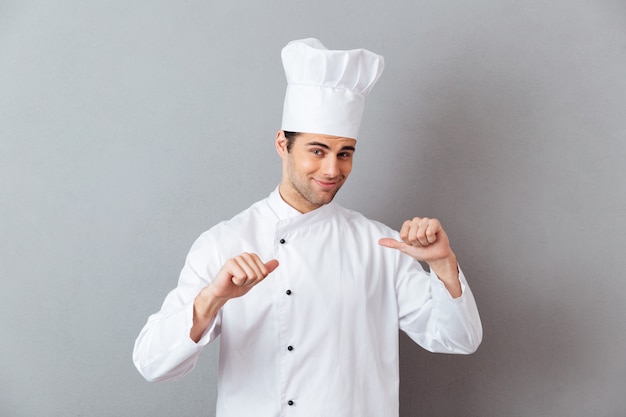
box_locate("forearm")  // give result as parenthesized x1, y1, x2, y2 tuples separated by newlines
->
(427, 252, 462, 298)
(190, 285, 228, 342)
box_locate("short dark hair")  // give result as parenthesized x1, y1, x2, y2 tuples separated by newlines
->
(283, 131, 299, 152)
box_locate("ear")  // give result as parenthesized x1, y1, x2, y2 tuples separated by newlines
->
(275, 130, 288, 159)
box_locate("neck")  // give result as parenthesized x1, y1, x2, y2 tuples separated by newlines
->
(277, 183, 321, 214)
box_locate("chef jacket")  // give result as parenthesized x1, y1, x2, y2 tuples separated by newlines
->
(133, 188, 482, 417)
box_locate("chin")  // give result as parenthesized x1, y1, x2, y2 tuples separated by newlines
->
(315, 191, 339, 205)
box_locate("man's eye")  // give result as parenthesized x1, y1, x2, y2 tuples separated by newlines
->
(312, 149, 323, 155)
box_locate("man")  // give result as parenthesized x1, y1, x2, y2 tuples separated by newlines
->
(133, 38, 482, 416)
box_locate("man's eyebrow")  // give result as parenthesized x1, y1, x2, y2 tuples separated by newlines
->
(305, 141, 356, 152)
(305, 141, 331, 149)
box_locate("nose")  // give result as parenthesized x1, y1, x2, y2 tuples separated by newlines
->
(321, 156, 340, 178)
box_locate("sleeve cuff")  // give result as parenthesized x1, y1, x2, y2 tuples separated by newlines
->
(184, 299, 221, 346)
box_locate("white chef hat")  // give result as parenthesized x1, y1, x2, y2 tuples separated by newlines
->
(280, 38, 385, 139)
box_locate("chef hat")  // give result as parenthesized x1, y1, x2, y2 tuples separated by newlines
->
(280, 38, 385, 139)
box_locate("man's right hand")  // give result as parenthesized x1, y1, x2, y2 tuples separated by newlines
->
(211, 253, 280, 300)
(190, 253, 279, 342)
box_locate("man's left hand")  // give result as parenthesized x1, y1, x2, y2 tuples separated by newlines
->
(378, 217, 462, 297)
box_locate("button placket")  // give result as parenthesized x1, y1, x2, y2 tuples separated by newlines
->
(276, 229, 297, 413)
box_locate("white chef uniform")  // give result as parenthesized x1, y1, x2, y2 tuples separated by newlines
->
(133, 188, 482, 416)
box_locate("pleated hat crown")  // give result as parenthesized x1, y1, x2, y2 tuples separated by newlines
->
(280, 38, 385, 139)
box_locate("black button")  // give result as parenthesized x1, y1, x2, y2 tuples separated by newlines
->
(287, 345, 294, 351)
(286, 289, 292, 295)
(279, 239, 286, 244)
(288, 400, 294, 406)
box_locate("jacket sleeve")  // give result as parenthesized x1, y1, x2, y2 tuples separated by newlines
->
(396, 255, 483, 354)
(132, 232, 223, 382)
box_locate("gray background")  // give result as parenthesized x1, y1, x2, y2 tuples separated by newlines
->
(2, 0, 625, 416)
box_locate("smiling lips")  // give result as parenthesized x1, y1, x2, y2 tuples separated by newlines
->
(314, 179, 340, 189)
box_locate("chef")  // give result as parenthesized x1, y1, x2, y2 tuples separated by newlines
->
(133, 38, 482, 417)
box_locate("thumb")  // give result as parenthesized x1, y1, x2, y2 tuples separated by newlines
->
(265, 259, 280, 274)
(378, 238, 405, 251)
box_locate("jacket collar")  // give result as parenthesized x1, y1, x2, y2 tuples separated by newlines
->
(267, 187, 301, 221)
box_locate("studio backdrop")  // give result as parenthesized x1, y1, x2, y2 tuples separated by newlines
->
(1, 0, 626, 416)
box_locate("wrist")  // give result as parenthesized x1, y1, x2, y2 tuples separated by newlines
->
(195, 286, 227, 320)
(427, 253, 462, 298)
(191, 286, 227, 343)
(427, 252, 457, 277)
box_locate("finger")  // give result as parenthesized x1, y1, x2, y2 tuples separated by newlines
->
(235, 253, 265, 286)
(225, 258, 248, 286)
(233, 254, 280, 287)
(408, 218, 421, 246)
(247, 254, 280, 278)
(399, 220, 411, 245)
(404, 217, 426, 247)
(265, 259, 280, 274)
(415, 217, 430, 246)
(378, 237, 406, 251)
(425, 219, 440, 244)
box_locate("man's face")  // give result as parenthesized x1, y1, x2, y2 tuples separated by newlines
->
(276, 131, 356, 213)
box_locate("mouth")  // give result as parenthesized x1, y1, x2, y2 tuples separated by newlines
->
(314, 179, 339, 190)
